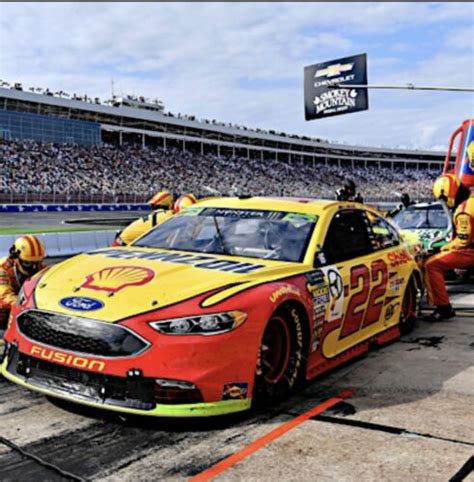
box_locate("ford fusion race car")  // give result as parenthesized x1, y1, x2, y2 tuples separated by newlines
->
(392, 201, 453, 252)
(1, 197, 422, 417)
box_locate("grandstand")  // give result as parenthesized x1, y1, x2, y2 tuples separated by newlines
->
(0, 86, 446, 169)
(0, 84, 446, 203)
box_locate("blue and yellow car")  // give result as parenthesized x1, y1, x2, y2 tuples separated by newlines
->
(1, 197, 422, 417)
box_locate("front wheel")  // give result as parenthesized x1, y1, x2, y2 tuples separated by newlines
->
(253, 305, 304, 406)
(399, 276, 418, 335)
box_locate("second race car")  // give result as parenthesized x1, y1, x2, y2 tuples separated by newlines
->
(392, 201, 453, 252)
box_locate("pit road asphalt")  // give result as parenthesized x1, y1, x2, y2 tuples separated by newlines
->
(0, 282, 472, 482)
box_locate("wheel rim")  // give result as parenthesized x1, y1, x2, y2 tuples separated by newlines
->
(261, 316, 291, 384)
(401, 281, 416, 323)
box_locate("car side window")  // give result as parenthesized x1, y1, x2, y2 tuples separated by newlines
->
(365, 212, 400, 251)
(322, 210, 373, 264)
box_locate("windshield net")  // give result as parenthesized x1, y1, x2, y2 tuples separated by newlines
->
(134, 207, 318, 262)
(393, 205, 448, 229)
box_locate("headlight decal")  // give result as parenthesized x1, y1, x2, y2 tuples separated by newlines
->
(150, 310, 247, 335)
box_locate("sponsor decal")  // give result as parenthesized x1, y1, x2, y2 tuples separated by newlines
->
(282, 212, 317, 223)
(202, 208, 287, 220)
(389, 277, 404, 293)
(88, 249, 264, 274)
(270, 285, 302, 303)
(322, 266, 344, 322)
(222, 382, 248, 400)
(304, 53, 368, 120)
(59, 296, 104, 312)
(306, 270, 330, 321)
(387, 250, 411, 268)
(81, 266, 154, 294)
(315, 62, 354, 79)
(385, 303, 400, 321)
(30, 346, 105, 372)
(313, 89, 358, 116)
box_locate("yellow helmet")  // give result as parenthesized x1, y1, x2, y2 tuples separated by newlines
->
(10, 235, 45, 276)
(173, 193, 197, 213)
(148, 190, 173, 209)
(433, 173, 460, 208)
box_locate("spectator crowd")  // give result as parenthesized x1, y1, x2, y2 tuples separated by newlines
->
(0, 139, 439, 202)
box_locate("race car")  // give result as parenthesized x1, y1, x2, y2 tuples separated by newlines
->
(1, 197, 422, 417)
(391, 201, 453, 252)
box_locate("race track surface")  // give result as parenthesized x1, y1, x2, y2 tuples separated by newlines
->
(0, 283, 473, 481)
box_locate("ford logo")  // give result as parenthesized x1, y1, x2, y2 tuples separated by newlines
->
(59, 296, 104, 312)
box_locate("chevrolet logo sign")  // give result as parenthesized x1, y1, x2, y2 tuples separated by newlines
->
(315, 63, 354, 78)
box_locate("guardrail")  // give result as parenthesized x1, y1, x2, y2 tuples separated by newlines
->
(0, 230, 116, 258)
(0, 203, 149, 213)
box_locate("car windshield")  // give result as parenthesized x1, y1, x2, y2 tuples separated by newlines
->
(393, 205, 448, 229)
(134, 207, 318, 262)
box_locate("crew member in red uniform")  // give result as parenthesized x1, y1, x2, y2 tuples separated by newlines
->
(0, 235, 46, 328)
(424, 187, 474, 321)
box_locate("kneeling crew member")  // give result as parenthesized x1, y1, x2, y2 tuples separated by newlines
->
(0, 235, 46, 328)
(424, 188, 474, 321)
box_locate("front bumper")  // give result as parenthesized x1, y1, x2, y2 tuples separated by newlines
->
(0, 346, 251, 417)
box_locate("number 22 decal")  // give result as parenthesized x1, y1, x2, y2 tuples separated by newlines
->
(339, 259, 388, 339)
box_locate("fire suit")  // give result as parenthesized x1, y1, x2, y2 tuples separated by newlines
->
(425, 196, 474, 306)
(0, 257, 24, 328)
(112, 210, 173, 246)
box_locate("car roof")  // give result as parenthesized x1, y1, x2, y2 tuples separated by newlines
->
(195, 196, 363, 216)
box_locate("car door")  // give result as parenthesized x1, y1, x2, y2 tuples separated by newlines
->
(313, 208, 403, 360)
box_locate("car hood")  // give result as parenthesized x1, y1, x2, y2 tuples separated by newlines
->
(399, 227, 450, 249)
(34, 247, 309, 322)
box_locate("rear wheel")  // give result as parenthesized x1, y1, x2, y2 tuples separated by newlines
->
(254, 305, 304, 406)
(400, 276, 417, 335)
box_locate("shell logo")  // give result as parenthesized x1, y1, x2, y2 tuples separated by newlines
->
(81, 266, 155, 293)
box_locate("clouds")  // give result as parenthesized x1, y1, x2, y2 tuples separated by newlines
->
(0, 2, 473, 149)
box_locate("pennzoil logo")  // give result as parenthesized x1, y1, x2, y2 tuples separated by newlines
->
(81, 266, 155, 293)
(30, 346, 105, 372)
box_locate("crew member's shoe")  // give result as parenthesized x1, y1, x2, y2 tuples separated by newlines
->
(424, 305, 456, 322)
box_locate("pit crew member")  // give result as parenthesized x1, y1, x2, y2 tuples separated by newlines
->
(424, 186, 474, 321)
(0, 236, 45, 329)
(112, 190, 175, 246)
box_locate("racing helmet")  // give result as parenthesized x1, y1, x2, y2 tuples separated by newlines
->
(9, 235, 45, 276)
(148, 190, 173, 209)
(173, 193, 197, 213)
(433, 173, 460, 208)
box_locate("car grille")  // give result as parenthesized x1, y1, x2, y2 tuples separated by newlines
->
(17, 310, 148, 358)
(7, 347, 156, 410)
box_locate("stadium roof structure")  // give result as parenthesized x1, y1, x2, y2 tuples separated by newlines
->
(0, 87, 447, 167)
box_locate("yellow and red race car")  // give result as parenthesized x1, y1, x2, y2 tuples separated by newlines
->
(1, 197, 422, 417)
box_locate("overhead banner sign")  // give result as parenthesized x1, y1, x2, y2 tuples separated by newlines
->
(304, 53, 368, 120)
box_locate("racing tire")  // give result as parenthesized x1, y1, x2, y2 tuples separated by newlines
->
(253, 305, 304, 406)
(399, 276, 417, 335)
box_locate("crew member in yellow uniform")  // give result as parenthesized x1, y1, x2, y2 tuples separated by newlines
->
(112, 190, 174, 246)
(424, 186, 474, 321)
(0, 235, 46, 328)
(112, 192, 198, 246)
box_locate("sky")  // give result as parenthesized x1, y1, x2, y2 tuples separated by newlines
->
(0, 2, 473, 150)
